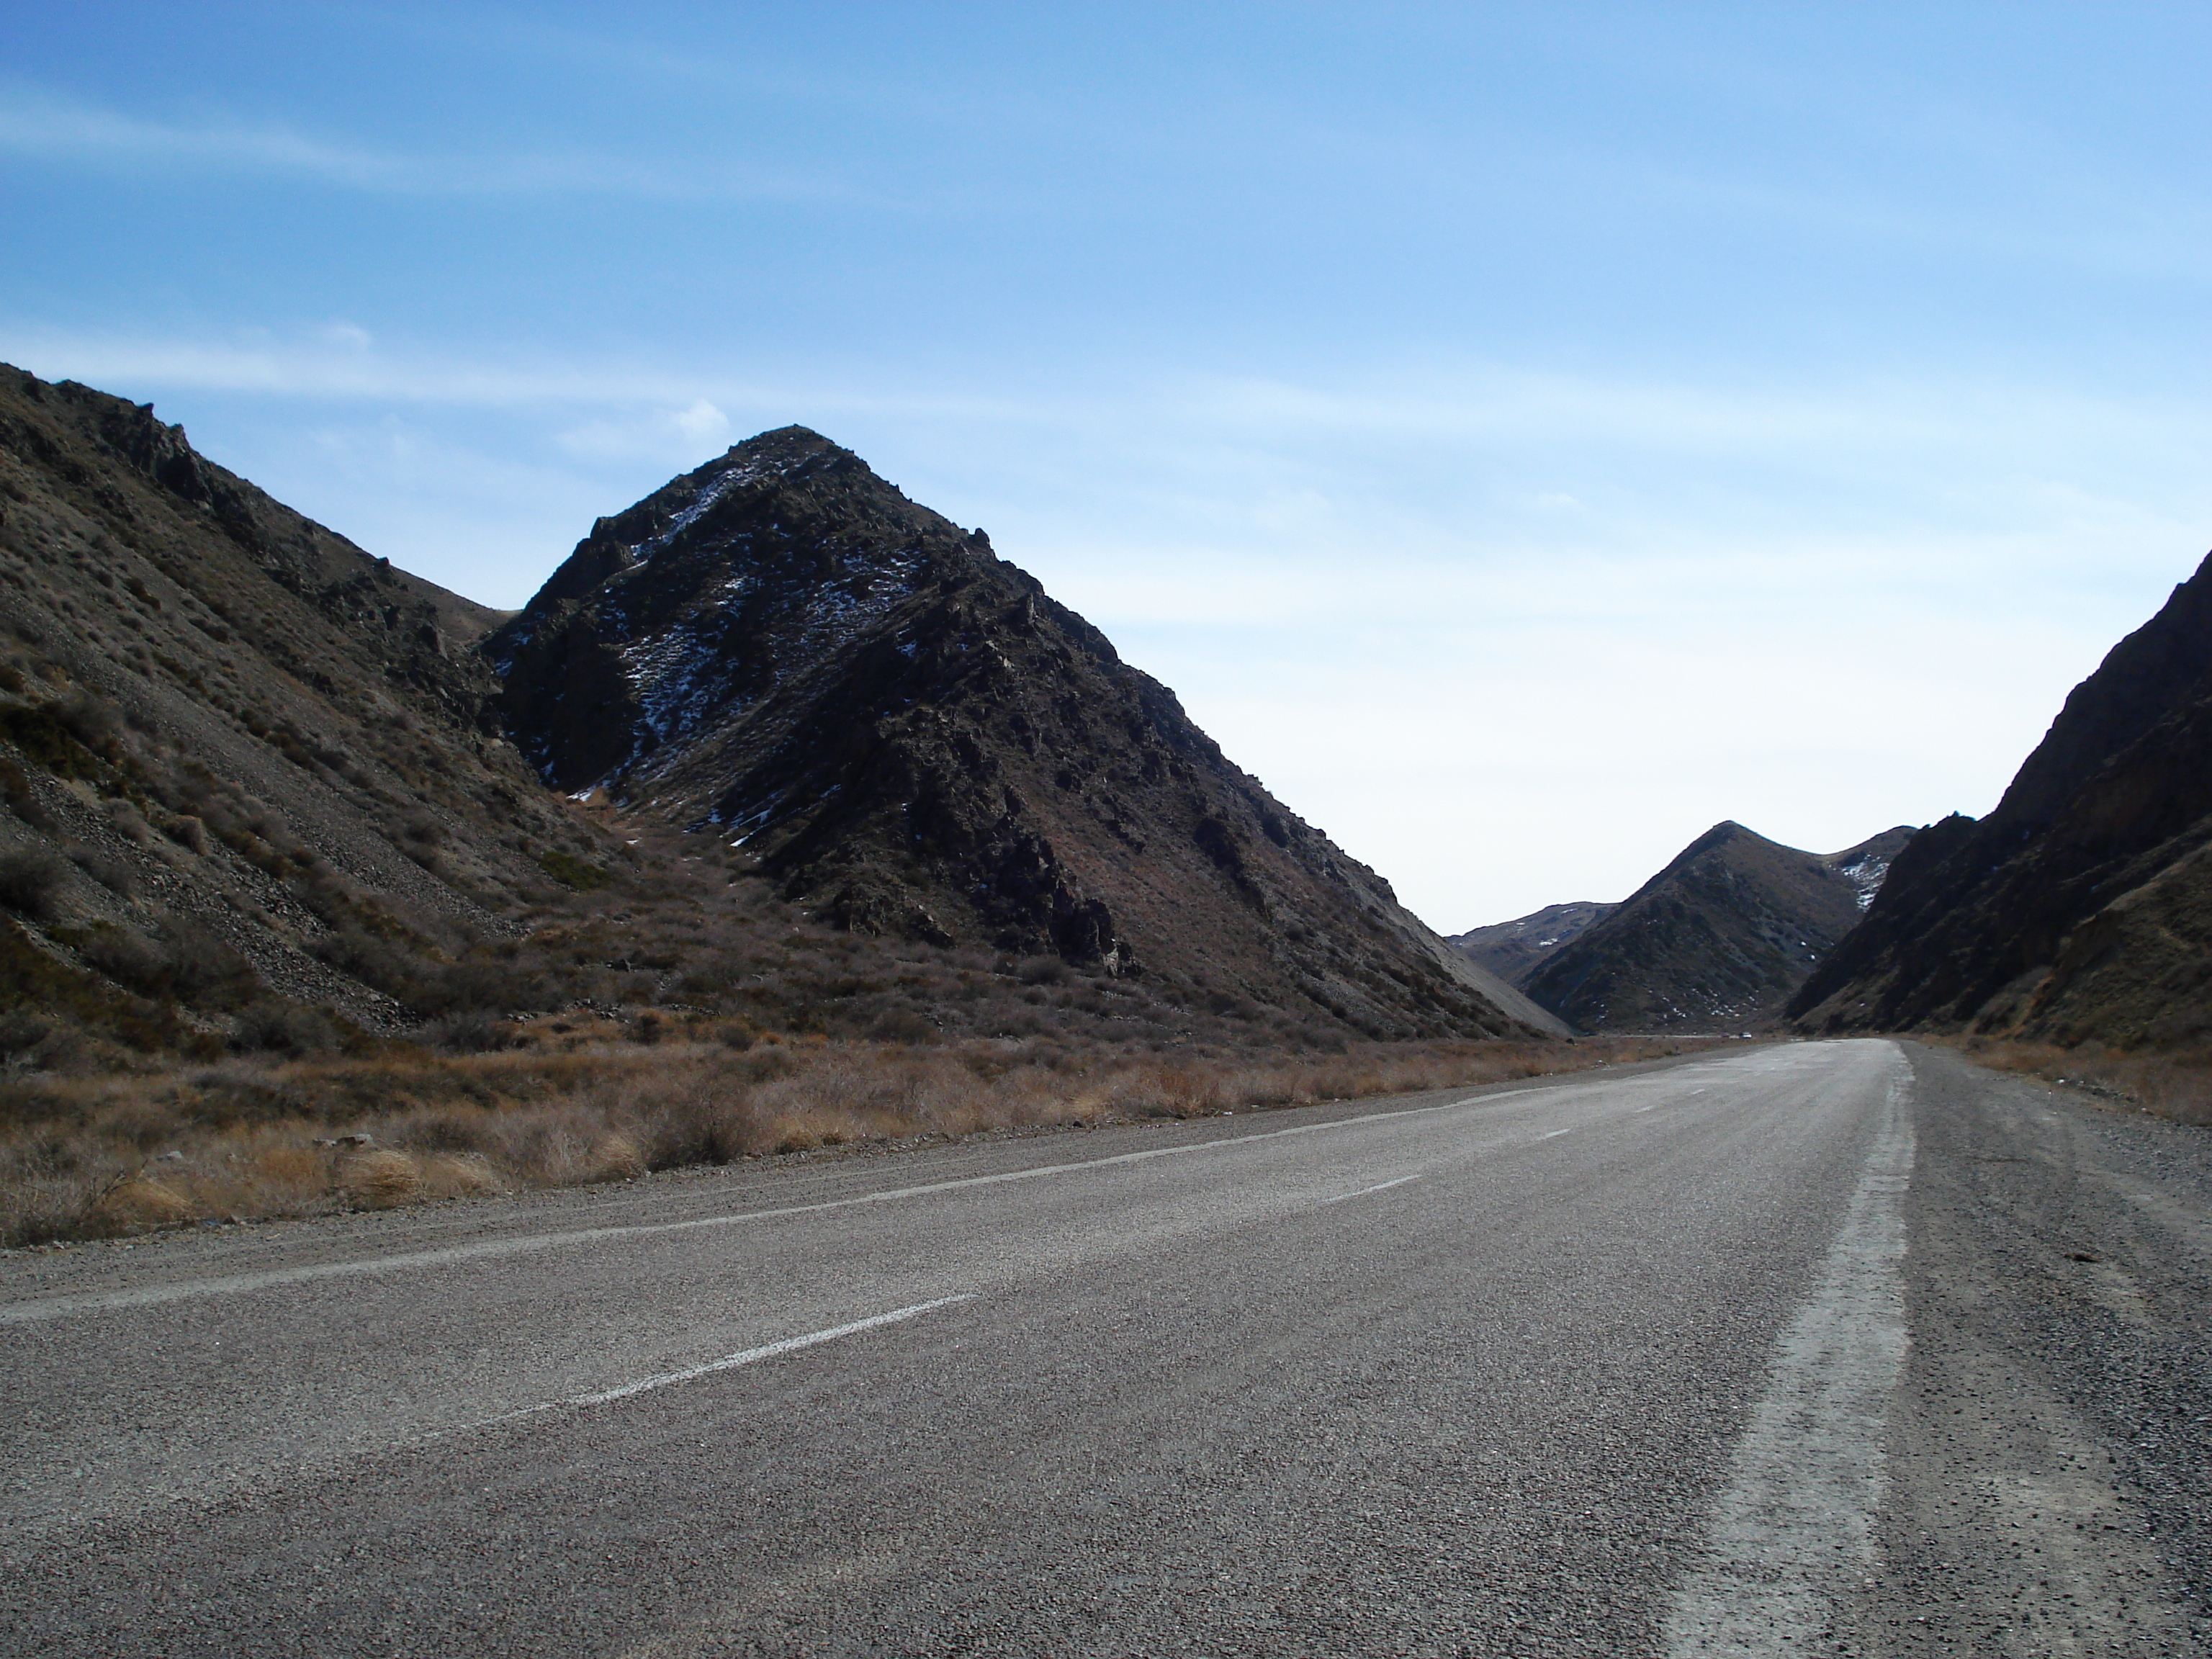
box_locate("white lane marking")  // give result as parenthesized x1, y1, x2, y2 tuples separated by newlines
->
(1662, 1051, 1915, 1656)
(4, 1087, 1582, 1323)
(1321, 1175, 1420, 1205)
(1634, 1105, 1658, 1114)
(1540, 1128, 1573, 1139)
(469, 1296, 974, 1432)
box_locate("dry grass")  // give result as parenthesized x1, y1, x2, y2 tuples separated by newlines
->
(1939, 1035, 2212, 1126)
(0, 1031, 1723, 1246)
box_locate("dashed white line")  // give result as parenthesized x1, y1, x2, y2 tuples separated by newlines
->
(470, 1295, 974, 1431)
(1321, 1175, 1420, 1204)
(1540, 1128, 1573, 1139)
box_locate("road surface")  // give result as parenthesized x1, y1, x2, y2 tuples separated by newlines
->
(2, 1038, 2207, 1656)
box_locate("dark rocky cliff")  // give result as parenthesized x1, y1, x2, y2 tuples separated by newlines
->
(490, 427, 1562, 1040)
(1791, 552, 2212, 1046)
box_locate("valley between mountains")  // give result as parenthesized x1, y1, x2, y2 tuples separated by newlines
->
(1, 359, 2210, 1245)
(5, 361, 2212, 1655)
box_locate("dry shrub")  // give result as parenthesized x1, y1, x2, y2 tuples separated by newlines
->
(420, 1153, 501, 1198)
(340, 1148, 422, 1207)
(0, 847, 67, 922)
(90, 1173, 194, 1231)
(593, 1133, 647, 1181)
(250, 1142, 326, 1193)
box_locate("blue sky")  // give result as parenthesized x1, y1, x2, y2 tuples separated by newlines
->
(4, 3, 2208, 927)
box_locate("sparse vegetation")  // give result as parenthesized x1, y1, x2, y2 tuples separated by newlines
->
(0, 1029, 1725, 1247)
(0, 361, 1706, 1258)
(537, 848, 611, 891)
(1939, 1034, 2212, 1127)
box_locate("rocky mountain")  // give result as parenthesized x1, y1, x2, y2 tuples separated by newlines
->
(1792, 552, 2212, 1048)
(490, 426, 1563, 1040)
(1448, 901, 1618, 987)
(1516, 822, 1913, 1033)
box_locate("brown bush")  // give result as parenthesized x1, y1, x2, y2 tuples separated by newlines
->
(340, 1148, 422, 1207)
(89, 1172, 194, 1231)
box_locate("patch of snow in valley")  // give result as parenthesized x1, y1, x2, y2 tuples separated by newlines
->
(1837, 855, 1894, 912)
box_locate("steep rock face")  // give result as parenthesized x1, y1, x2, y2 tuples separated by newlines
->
(0, 364, 609, 1043)
(1448, 901, 1618, 987)
(490, 428, 1562, 1040)
(1520, 822, 1912, 1033)
(1792, 552, 2212, 1045)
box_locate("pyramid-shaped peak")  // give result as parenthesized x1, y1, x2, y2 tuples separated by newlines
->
(1677, 820, 1763, 859)
(714, 424, 849, 471)
(668, 424, 871, 503)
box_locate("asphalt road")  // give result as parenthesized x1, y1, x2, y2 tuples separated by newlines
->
(2, 1038, 2207, 1657)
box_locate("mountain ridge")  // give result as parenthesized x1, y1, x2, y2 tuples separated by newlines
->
(0, 370, 1565, 1061)
(1516, 820, 1912, 1033)
(1449, 901, 1619, 988)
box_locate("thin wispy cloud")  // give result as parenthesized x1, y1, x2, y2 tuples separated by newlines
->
(0, 81, 861, 204)
(21, 323, 2201, 578)
(0, 325, 1027, 423)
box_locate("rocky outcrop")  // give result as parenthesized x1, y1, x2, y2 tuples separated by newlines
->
(1518, 822, 1912, 1033)
(490, 427, 1562, 1040)
(1791, 552, 2212, 1046)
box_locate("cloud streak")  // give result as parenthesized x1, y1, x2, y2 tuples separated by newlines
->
(19, 320, 2207, 472)
(0, 81, 861, 204)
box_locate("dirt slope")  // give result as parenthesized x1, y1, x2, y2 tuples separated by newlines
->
(0, 363, 626, 1056)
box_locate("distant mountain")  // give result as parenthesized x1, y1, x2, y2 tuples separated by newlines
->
(1793, 552, 2212, 1047)
(1518, 822, 1914, 1033)
(490, 427, 1562, 1041)
(1449, 901, 1618, 987)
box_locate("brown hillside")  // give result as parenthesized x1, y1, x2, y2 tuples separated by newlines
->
(0, 362, 626, 1055)
(0, 366, 1568, 1069)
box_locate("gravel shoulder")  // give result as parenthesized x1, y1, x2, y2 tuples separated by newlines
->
(1863, 1040, 2212, 1655)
